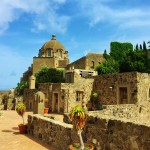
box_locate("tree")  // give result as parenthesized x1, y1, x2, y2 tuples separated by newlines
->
(143, 41, 147, 50)
(140, 44, 142, 50)
(147, 41, 150, 48)
(135, 44, 139, 51)
(95, 58, 119, 74)
(95, 41, 150, 74)
(16, 81, 28, 95)
(35, 67, 64, 85)
(110, 42, 133, 63)
(103, 49, 110, 60)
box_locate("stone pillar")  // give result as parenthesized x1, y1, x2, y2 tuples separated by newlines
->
(33, 91, 45, 114)
(29, 75, 36, 89)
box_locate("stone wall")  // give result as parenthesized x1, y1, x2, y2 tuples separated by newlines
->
(28, 114, 77, 150)
(33, 57, 54, 74)
(28, 112, 150, 150)
(86, 53, 105, 70)
(66, 56, 86, 70)
(37, 78, 94, 113)
(66, 53, 105, 71)
(85, 115, 150, 150)
(92, 72, 150, 105)
(92, 72, 144, 105)
(23, 89, 38, 111)
(137, 73, 150, 102)
(89, 104, 139, 120)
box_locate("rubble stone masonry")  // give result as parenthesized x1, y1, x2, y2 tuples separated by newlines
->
(28, 111, 150, 150)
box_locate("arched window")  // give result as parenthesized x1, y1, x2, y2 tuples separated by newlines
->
(91, 61, 95, 68)
(58, 49, 62, 58)
(47, 49, 52, 57)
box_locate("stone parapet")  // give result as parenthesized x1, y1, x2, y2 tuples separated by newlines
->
(28, 114, 78, 150)
(28, 112, 150, 150)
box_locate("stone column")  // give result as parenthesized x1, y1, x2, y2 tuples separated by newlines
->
(29, 75, 36, 89)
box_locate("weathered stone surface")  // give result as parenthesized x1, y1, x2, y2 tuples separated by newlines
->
(28, 112, 150, 150)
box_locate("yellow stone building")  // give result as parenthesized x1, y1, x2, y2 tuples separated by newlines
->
(21, 34, 69, 81)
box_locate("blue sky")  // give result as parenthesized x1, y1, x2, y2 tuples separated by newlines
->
(0, 0, 150, 90)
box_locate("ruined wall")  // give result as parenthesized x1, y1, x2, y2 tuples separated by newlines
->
(89, 104, 139, 119)
(23, 89, 38, 111)
(93, 72, 139, 105)
(86, 53, 105, 70)
(85, 115, 150, 150)
(66, 53, 105, 71)
(66, 56, 86, 70)
(58, 59, 69, 68)
(61, 78, 94, 112)
(28, 114, 76, 150)
(28, 113, 150, 150)
(137, 72, 150, 102)
(33, 57, 54, 74)
(37, 78, 94, 113)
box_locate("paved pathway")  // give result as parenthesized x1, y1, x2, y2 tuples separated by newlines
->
(0, 110, 56, 150)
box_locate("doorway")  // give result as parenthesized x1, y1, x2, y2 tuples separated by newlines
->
(53, 93, 59, 112)
(119, 87, 128, 104)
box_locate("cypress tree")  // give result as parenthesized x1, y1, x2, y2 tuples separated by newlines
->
(135, 44, 138, 50)
(143, 41, 147, 50)
(140, 44, 142, 50)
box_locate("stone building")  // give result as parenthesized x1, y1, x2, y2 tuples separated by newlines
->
(21, 34, 69, 81)
(24, 74, 94, 113)
(33, 34, 69, 74)
(65, 53, 105, 83)
(22, 35, 150, 114)
(24, 71, 150, 113)
(92, 72, 150, 105)
(66, 53, 105, 70)
(22, 34, 104, 113)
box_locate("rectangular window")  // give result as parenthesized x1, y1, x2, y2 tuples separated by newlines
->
(48, 49, 52, 57)
(119, 87, 128, 104)
(76, 91, 83, 101)
(66, 74, 72, 83)
(58, 49, 62, 58)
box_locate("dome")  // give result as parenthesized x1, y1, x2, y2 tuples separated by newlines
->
(41, 34, 66, 51)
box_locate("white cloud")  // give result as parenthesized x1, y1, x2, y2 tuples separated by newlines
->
(0, 0, 69, 35)
(76, 0, 150, 29)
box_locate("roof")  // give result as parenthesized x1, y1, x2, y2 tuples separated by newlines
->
(41, 34, 66, 51)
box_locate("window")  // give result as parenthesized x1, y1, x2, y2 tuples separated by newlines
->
(66, 74, 72, 83)
(41, 52, 45, 57)
(119, 87, 128, 104)
(76, 91, 83, 101)
(91, 61, 95, 68)
(47, 49, 52, 57)
(58, 49, 62, 58)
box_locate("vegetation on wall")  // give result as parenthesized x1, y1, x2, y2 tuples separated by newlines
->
(35, 67, 64, 85)
(95, 41, 150, 74)
(16, 81, 28, 95)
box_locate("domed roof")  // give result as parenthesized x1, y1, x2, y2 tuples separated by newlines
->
(41, 34, 66, 51)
